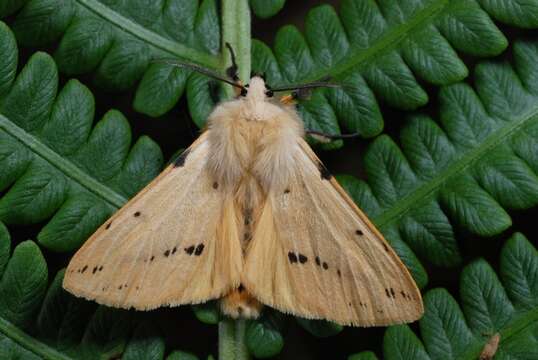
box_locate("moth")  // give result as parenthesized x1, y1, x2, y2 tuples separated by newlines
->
(63, 49, 424, 327)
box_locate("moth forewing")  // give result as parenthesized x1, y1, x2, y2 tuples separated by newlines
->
(63, 133, 243, 309)
(242, 138, 423, 327)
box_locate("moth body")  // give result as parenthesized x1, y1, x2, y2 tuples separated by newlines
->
(63, 76, 423, 327)
(207, 76, 304, 317)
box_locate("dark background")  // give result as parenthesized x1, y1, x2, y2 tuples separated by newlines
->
(6, 0, 538, 359)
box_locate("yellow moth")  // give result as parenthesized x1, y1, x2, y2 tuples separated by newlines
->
(63, 55, 424, 327)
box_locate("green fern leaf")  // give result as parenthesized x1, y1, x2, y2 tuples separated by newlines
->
(252, 0, 535, 144)
(0, 221, 70, 359)
(0, 22, 163, 252)
(249, 0, 286, 19)
(245, 311, 285, 358)
(351, 232, 538, 359)
(337, 39, 538, 278)
(0, 0, 228, 120)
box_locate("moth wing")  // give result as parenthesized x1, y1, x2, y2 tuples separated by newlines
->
(243, 139, 423, 326)
(63, 133, 243, 310)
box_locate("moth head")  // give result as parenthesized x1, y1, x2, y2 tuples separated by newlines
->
(244, 76, 272, 101)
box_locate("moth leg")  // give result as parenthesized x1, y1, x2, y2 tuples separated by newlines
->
(306, 130, 361, 143)
(280, 92, 298, 105)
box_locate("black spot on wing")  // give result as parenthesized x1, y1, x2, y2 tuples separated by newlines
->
(288, 252, 298, 263)
(298, 254, 308, 264)
(213, 182, 219, 189)
(315, 256, 321, 266)
(322, 262, 329, 270)
(173, 148, 190, 167)
(194, 244, 205, 256)
(385, 288, 396, 299)
(284, 188, 290, 194)
(317, 160, 332, 180)
(92, 266, 98, 274)
(355, 229, 363, 236)
(134, 211, 141, 217)
(105, 222, 112, 230)
(80, 265, 88, 274)
(164, 250, 170, 257)
(382, 243, 390, 252)
(172, 247, 177, 254)
(185, 246, 195, 255)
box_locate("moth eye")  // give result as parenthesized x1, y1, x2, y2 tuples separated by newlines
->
(265, 89, 274, 97)
(240, 88, 248, 97)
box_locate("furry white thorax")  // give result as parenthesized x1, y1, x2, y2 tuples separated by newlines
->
(206, 76, 305, 193)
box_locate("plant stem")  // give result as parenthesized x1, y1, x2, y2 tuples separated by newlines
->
(218, 320, 235, 360)
(234, 319, 250, 359)
(0, 317, 72, 360)
(221, 0, 251, 98)
(218, 319, 250, 360)
(218, 1, 251, 359)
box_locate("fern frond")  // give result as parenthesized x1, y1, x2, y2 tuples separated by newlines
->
(0, 0, 222, 119)
(0, 22, 163, 252)
(339, 39, 538, 281)
(249, 0, 286, 19)
(252, 0, 538, 146)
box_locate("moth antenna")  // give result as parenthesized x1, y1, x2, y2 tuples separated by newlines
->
(152, 58, 246, 92)
(271, 79, 341, 93)
(225, 42, 240, 82)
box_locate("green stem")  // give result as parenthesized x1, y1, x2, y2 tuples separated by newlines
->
(217, 1, 251, 358)
(218, 1, 251, 358)
(218, 320, 236, 360)
(234, 320, 250, 360)
(221, 0, 251, 98)
(218, 319, 250, 360)
(0, 317, 72, 360)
